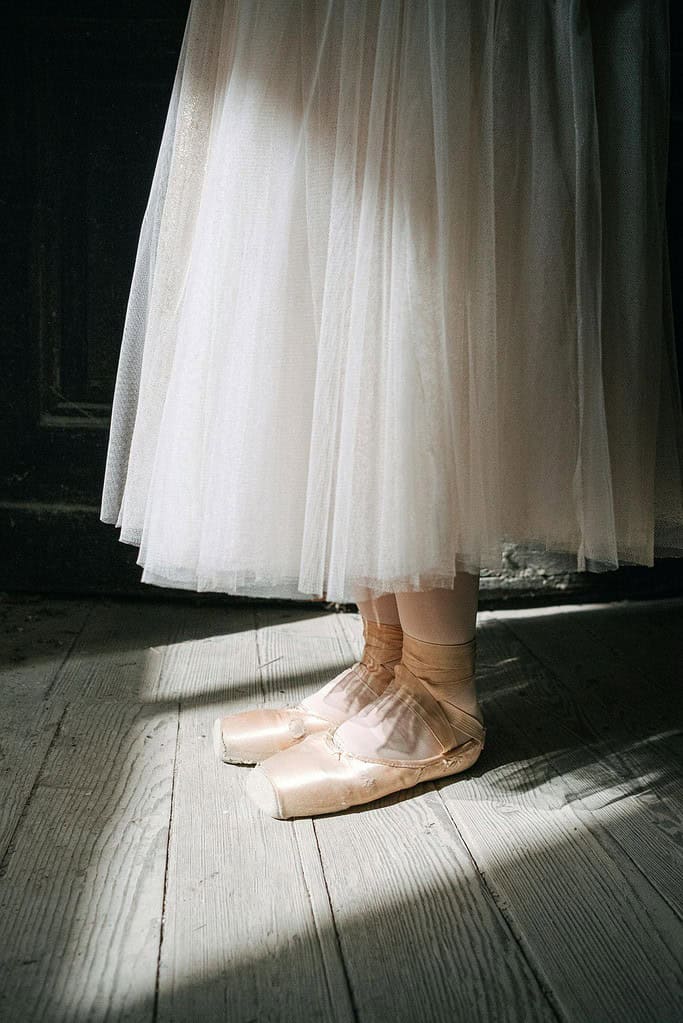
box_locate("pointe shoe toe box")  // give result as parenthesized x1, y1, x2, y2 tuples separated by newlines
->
(245, 730, 483, 819)
(213, 705, 331, 764)
(246, 731, 360, 819)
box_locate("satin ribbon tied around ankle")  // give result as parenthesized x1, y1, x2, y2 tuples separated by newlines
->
(359, 619, 404, 673)
(400, 635, 484, 746)
(299, 621, 401, 723)
(330, 635, 482, 764)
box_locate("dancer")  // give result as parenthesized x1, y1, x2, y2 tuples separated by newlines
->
(102, 2, 683, 818)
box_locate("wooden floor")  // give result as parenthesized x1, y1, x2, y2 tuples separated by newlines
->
(0, 593, 681, 1023)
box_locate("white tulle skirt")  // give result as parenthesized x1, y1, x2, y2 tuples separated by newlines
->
(101, 0, 683, 603)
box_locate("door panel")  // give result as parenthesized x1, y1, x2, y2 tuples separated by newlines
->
(2, 4, 190, 593)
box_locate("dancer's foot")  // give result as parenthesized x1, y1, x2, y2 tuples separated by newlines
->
(213, 618, 403, 764)
(245, 630, 485, 819)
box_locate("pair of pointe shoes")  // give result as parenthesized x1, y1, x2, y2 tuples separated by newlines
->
(213, 618, 486, 819)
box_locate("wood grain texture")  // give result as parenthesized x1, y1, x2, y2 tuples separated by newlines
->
(571, 598, 683, 698)
(156, 607, 355, 1023)
(0, 596, 91, 698)
(1, 596, 682, 1023)
(0, 697, 65, 863)
(47, 598, 189, 704)
(0, 598, 92, 885)
(494, 604, 683, 828)
(443, 795, 682, 1023)
(434, 610, 683, 1023)
(475, 614, 683, 920)
(0, 698, 178, 1023)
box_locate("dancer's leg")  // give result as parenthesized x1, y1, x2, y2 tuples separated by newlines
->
(394, 574, 479, 644)
(352, 587, 401, 626)
(333, 573, 484, 758)
(394, 574, 482, 731)
(295, 589, 402, 721)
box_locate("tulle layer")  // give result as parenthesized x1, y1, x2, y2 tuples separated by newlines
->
(101, 0, 683, 603)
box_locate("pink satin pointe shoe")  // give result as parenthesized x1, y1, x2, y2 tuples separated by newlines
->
(245, 631, 485, 819)
(213, 618, 403, 764)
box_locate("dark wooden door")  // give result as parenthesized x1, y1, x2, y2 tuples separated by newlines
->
(1, 2, 681, 602)
(2, 2, 191, 594)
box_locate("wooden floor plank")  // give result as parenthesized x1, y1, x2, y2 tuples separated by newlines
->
(47, 598, 191, 704)
(573, 598, 683, 698)
(474, 616, 683, 920)
(0, 596, 92, 699)
(431, 614, 683, 1023)
(0, 697, 178, 1023)
(0, 697, 65, 863)
(444, 797, 681, 1023)
(1, 596, 682, 1023)
(494, 605, 683, 829)
(0, 597, 92, 888)
(156, 607, 355, 1023)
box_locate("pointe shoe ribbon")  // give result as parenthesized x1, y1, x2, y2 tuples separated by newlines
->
(246, 635, 485, 819)
(396, 634, 485, 747)
(213, 618, 403, 764)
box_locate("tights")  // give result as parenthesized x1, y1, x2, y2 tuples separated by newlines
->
(353, 575, 480, 644)
(351, 573, 483, 740)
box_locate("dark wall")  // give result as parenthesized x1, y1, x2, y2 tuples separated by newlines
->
(1, 2, 681, 605)
(2, 2, 191, 596)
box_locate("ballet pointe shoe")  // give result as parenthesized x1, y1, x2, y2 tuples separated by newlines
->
(213, 618, 403, 765)
(212, 707, 333, 766)
(245, 631, 486, 819)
